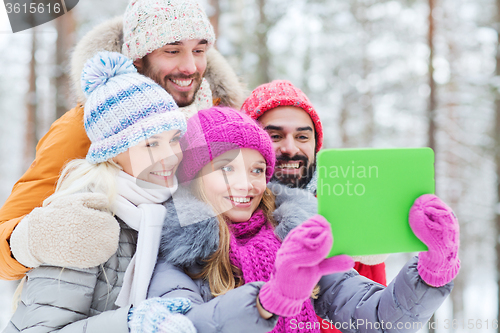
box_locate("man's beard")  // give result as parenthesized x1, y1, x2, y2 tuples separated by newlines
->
(271, 155, 316, 189)
(139, 59, 203, 107)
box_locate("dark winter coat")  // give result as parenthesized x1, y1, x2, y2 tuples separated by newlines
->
(148, 182, 453, 333)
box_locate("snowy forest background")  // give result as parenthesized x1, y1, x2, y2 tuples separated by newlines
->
(0, 0, 498, 331)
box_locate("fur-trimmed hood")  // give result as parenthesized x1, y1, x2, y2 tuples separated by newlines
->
(159, 182, 317, 268)
(70, 16, 247, 108)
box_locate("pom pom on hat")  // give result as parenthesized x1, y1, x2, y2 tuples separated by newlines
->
(82, 51, 187, 164)
(81, 52, 137, 98)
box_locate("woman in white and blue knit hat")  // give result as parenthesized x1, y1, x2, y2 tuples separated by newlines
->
(5, 51, 196, 333)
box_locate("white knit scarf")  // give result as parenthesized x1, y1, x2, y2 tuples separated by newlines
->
(113, 171, 177, 307)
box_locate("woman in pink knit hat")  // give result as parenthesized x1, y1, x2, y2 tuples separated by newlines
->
(241, 80, 388, 333)
(148, 106, 459, 333)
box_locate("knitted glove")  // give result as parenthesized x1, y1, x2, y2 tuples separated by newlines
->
(128, 297, 196, 333)
(409, 194, 460, 287)
(9, 193, 120, 268)
(259, 215, 354, 317)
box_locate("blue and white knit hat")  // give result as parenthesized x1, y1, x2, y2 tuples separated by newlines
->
(82, 51, 187, 164)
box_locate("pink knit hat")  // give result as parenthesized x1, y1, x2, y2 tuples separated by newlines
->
(178, 107, 275, 183)
(240, 80, 323, 152)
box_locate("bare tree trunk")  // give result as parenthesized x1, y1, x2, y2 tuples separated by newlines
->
(349, 0, 374, 147)
(361, 25, 374, 147)
(301, 38, 311, 96)
(428, 0, 437, 331)
(444, 100, 464, 332)
(428, 0, 437, 153)
(55, 11, 75, 119)
(24, 27, 38, 170)
(339, 101, 350, 147)
(209, 0, 220, 39)
(443, 15, 464, 328)
(494, 1, 500, 330)
(255, 0, 271, 86)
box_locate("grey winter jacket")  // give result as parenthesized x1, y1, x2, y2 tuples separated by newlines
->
(148, 182, 453, 333)
(4, 219, 137, 333)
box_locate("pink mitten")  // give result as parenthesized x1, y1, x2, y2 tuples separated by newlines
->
(259, 215, 354, 317)
(409, 194, 460, 287)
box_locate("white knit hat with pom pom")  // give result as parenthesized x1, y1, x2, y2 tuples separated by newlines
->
(81, 51, 187, 164)
(122, 0, 216, 61)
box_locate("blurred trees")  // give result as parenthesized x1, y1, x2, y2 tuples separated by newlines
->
(20, 12, 75, 169)
(1, 0, 500, 329)
(495, 0, 500, 328)
(215, 0, 498, 327)
(55, 11, 75, 119)
(24, 27, 37, 170)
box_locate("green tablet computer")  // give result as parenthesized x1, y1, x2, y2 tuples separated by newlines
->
(317, 148, 434, 257)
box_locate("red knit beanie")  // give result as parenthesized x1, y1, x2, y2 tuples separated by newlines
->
(240, 80, 323, 152)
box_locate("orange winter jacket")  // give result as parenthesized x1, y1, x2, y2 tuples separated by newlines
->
(0, 105, 90, 280)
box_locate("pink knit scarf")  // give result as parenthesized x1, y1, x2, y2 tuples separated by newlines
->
(229, 210, 320, 333)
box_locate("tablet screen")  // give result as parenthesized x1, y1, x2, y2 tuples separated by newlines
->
(317, 148, 433, 257)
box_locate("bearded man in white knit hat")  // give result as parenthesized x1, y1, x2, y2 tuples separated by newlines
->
(0, 0, 245, 281)
(121, 0, 224, 117)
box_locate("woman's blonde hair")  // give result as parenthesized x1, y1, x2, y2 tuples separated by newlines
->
(43, 158, 121, 211)
(189, 173, 277, 297)
(189, 169, 320, 299)
(12, 158, 121, 311)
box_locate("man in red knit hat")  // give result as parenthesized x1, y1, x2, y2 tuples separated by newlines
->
(241, 80, 322, 191)
(241, 80, 387, 331)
